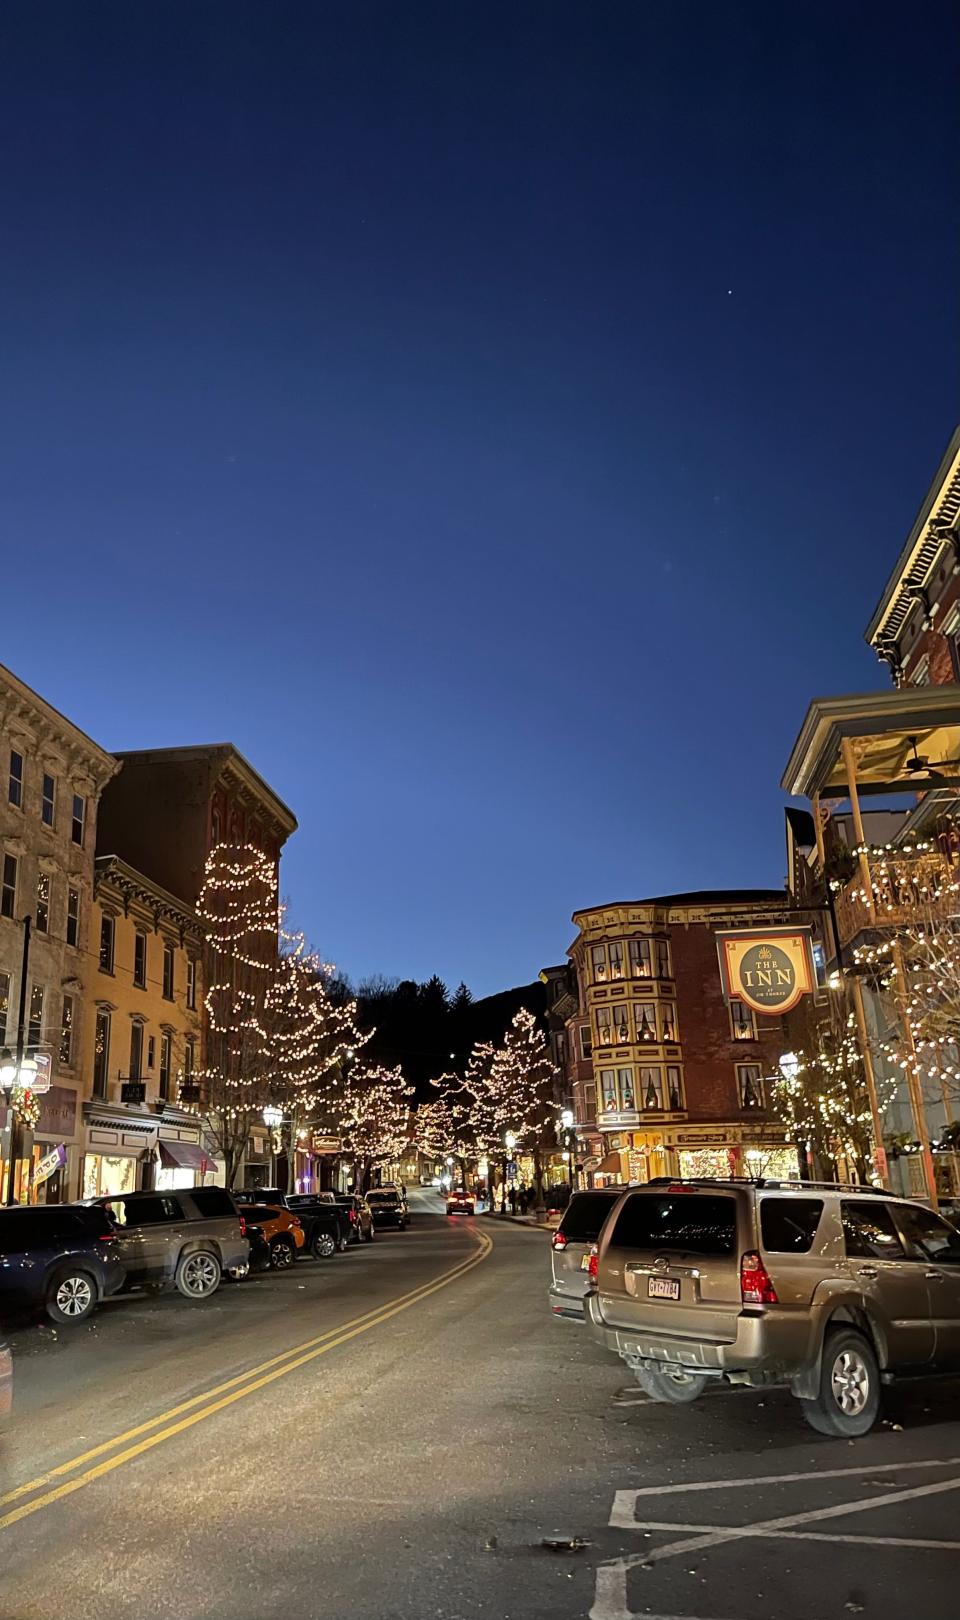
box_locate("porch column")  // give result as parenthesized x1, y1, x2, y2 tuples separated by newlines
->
(849, 976, 890, 1189)
(840, 738, 876, 924)
(891, 939, 939, 1207)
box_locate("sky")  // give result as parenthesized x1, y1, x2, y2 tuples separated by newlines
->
(1, 2, 958, 996)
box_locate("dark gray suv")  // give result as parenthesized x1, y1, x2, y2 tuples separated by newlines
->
(93, 1186, 249, 1299)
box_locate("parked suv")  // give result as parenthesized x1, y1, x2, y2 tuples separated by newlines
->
(548, 1187, 623, 1319)
(0, 1204, 126, 1324)
(586, 1179, 960, 1437)
(93, 1187, 248, 1299)
(366, 1189, 408, 1229)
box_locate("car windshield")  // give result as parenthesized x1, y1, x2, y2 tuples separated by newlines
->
(558, 1192, 618, 1242)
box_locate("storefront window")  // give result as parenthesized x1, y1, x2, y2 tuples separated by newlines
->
(678, 1147, 735, 1179)
(83, 1152, 138, 1199)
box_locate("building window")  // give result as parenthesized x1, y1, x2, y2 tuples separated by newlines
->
(584, 1081, 596, 1119)
(159, 1033, 172, 1101)
(737, 1063, 764, 1109)
(617, 1067, 636, 1111)
(183, 1036, 195, 1078)
(162, 944, 175, 1001)
(608, 942, 624, 980)
(614, 1004, 630, 1043)
(71, 793, 86, 846)
(579, 1024, 592, 1060)
(629, 938, 652, 978)
(147, 1034, 156, 1069)
(36, 873, 50, 934)
(186, 957, 197, 1010)
(666, 1065, 684, 1109)
(591, 945, 607, 983)
(659, 1002, 678, 1042)
(8, 751, 23, 809)
(730, 1001, 757, 1041)
(28, 984, 44, 1048)
(133, 930, 147, 989)
(635, 1003, 657, 1043)
(655, 939, 671, 978)
(596, 1007, 614, 1046)
(641, 1065, 664, 1110)
(60, 994, 74, 1066)
(210, 808, 222, 844)
(0, 971, 9, 1040)
(93, 1011, 111, 1098)
(100, 914, 115, 973)
(41, 773, 56, 827)
(66, 886, 80, 948)
(2, 853, 17, 919)
(129, 1021, 143, 1081)
(600, 1068, 618, 1112)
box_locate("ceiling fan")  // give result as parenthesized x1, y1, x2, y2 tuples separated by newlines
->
(903, 736, 960, 782)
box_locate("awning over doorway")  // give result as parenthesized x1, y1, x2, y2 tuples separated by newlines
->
(158, 1140, 216, 1175)
(597, 1151, 623, 1176)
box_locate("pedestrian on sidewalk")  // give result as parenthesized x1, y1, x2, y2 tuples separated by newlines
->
(508, 1185, 518, 1216)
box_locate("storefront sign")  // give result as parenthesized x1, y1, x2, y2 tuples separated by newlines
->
(716, 927, 815, 1016)
(36, 1085, 78, 1139)
(35, 1144, 67, 1184)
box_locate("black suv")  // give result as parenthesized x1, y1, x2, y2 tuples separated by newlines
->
(0, 1204, 126, 1324)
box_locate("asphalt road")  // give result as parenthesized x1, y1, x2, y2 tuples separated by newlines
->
(2, 1190, 959, 1620)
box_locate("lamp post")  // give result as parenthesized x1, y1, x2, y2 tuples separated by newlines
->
(503, 1129, 517, 1215)
(263, 1103, 283, 1188)
(561, 1108, 576, 1194)
(2, 914, 33, 1205)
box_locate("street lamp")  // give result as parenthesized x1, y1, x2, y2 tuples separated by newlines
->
(560, 1108, 576, 1193)
(502, 1129, 517, 1216)
(778, 1052, 800, 1083)
(262, 1104, 283, 1186)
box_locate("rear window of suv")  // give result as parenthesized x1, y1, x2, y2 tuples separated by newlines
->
(190, 1187, 237, 1219)
(609, 1192, 737, 1255)
(559, 1192, 620, 1243)
(760, 1197, 824, 1253)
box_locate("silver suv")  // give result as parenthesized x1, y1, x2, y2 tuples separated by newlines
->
(94, 1186, 249, 1299)
(585, 1178, 960, 1437)
(549, 1188, 624, 1319)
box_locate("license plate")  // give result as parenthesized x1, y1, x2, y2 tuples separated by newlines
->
(580, 1253, 592, 1271)
(648, 1276, 680, 1300)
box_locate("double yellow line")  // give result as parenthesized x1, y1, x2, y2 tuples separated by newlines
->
(1, 1224, 492, 1534)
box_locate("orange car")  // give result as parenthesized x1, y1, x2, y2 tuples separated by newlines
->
(238, 1204, 305, 1269)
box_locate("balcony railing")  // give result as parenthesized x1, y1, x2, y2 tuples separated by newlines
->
(832, 849, 960, 949)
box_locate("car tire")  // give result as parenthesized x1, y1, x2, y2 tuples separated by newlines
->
(46, 1269, 97, 1325)
(337, 1231, 349, 1253)
(634, 1366, 708, 1404)
(175, 1250, 221, 1300)
(364, 1225, 375, 1242)
(270, 1237, 295, 1270)
(313, 1231, 336, 1260)
(800, 1326, 880, 1438)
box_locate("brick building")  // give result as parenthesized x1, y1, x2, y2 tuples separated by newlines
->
(563, 892, 804, 1185)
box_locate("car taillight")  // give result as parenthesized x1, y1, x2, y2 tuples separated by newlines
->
(740, 1251, 778, 1305)
(348, 1209, 357, 1222)
(239, 1216, 247, 1237)
(551, 1231, 567, 1251)
(98, 1232, 116, 1242)
(587, 1244, 598, 1282)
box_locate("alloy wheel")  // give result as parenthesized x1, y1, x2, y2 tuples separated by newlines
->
(182, 1253, 220, 1296)
(56, 1276, 93, 1317)
(831, 1348, 870, 1416)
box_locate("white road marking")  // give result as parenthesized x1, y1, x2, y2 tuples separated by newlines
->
(609, 1454, 960, 1526)
(626, 1518, 960, 1550)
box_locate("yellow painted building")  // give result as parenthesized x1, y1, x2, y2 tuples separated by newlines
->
(81, 856, 205, 1197)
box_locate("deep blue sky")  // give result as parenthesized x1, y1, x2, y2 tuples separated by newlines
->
(1, 3, 958, 995)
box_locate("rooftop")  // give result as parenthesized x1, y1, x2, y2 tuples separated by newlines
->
(112, 743, 297, 835)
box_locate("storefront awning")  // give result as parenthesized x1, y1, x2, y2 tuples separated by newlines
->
(597, 1151, 623, 1175)
(158, 1140, 216, 1175)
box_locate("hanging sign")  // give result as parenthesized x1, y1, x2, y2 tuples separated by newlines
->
(35, 1143, 67, 1184)
(716, 926, 815, 1017)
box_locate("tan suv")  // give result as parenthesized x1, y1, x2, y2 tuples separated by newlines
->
(585, 1179, 960, 1437)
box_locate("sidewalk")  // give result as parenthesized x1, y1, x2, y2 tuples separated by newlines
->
(479, 1207, 557, 1231)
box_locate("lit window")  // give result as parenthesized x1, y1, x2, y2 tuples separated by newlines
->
(641, 1066, 664, 1110)
(596, 1007, 614, 1045)
(600, 1068, 618, 1111)
(617, 1068, 635, 1110)
(8, 751, 23, 809)
(608, 942, 624, 980)
(36, 873, 50, 934)
(591, 945, 607, 983)
(629, 938, 652, 978)
(60, 994, 74, 1066)
(41, 774, 55, 827)
(159, 1033, 172, 1101)
(737, 1063, 763, 1108)
(615, 1005, 630, 1043)
(659, 1003, 678, 1042)
(635, 1003, 657, 1043)
(0, 971, 9, 1040)
(731, 1001, 757, 1041)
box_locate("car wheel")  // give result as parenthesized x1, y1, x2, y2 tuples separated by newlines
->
(337, 1232, 349, 1253)
(634, 1366, 708, 1404)
(270, 1237, 295, 1270)
(47, 1270, 97, 1325)
(175, 1250, 221, 1300)
(800, 1327, 879, 1438)
(313, 1232, 336, 1260)
(364, 1224, 375, 1242)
